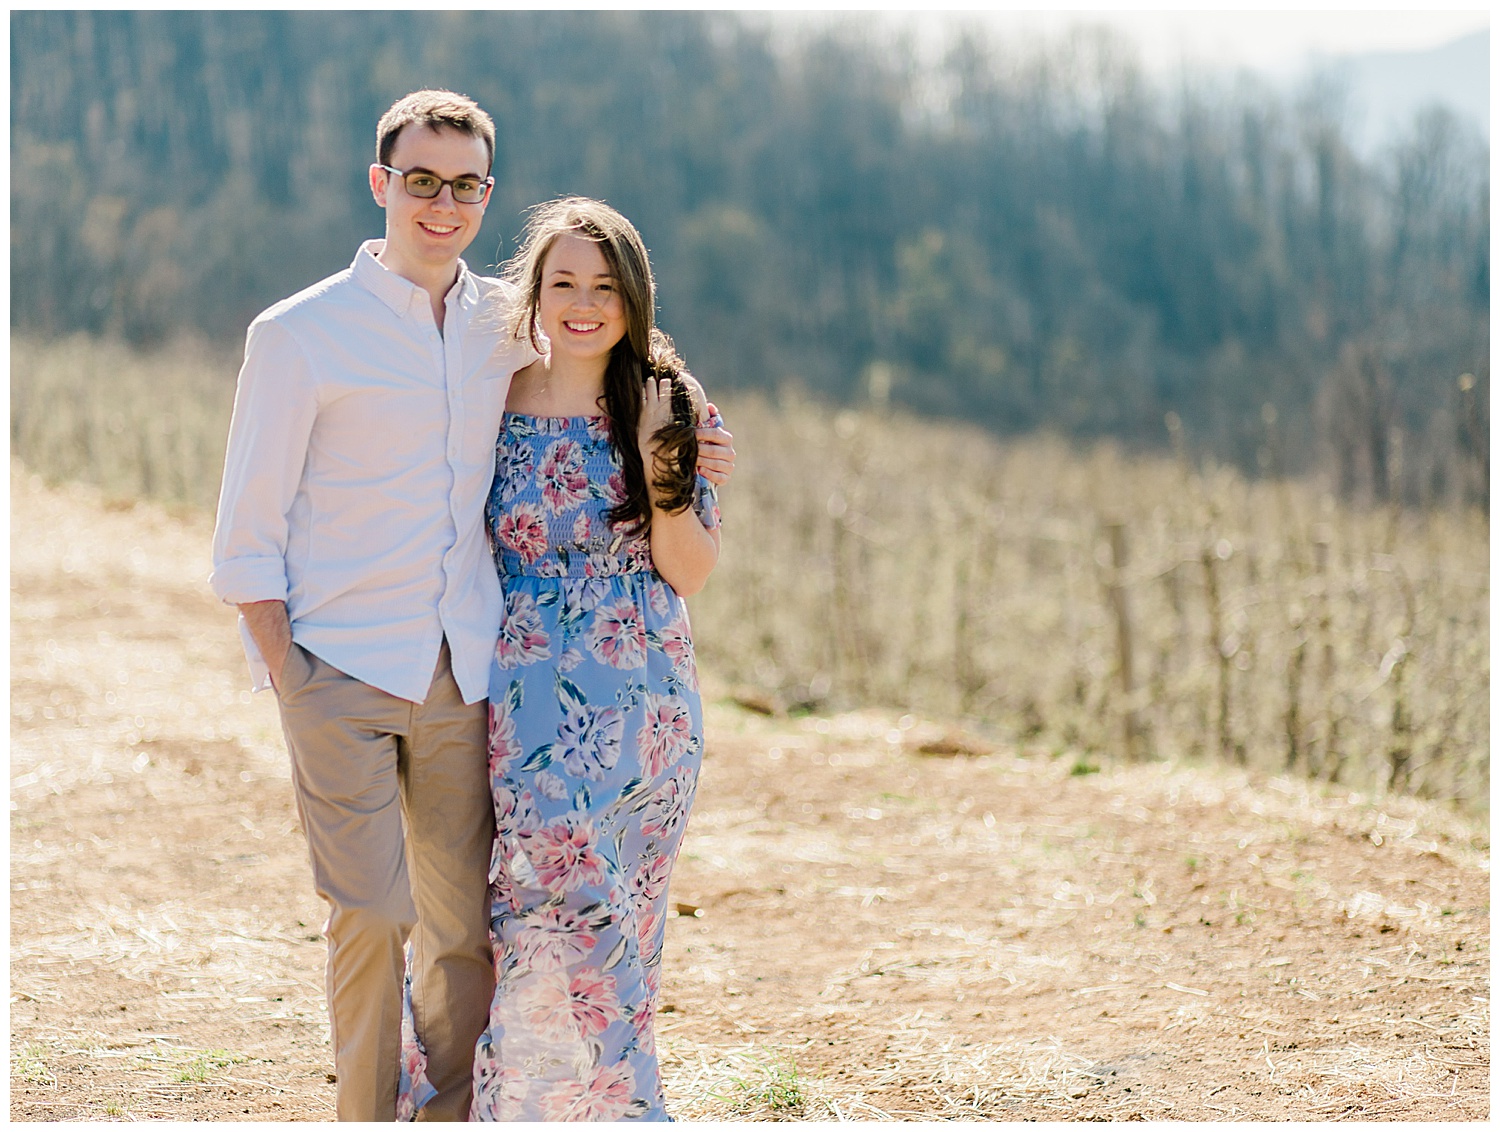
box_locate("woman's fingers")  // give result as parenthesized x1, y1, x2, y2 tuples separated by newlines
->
(644, 378, 668, 409)
(640, 379, 674, 449)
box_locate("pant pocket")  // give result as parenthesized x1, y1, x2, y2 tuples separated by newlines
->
(277, 642, 315, 700)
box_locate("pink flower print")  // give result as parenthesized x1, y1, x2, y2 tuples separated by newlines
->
(557, 647, 583, 674)
(534, 770, 569, 801)
(585, 550, 623, 578)
(564, 968, 624, 1037)
(696, 484, 721, 530)
(630, 994, 657, 1058)
(488, 851, 517, 913)
(658, 610, 697, 690)
(635, 909, 664, 966)
(586, 596, 646, 670)
(494, 787, 543, 841)
(514, 789, 544, 832)
(557, 702, 624, 781)
(640, 766, 695, 842)
(470, 1060, 528, 1121)
(538, 1062, 636, 1122)
(629, 852, 674, 910)
(537, 438, 590, 515)
(398, 1021, 434, 1121)
(585, 415, 612, 443)
(513, 903, 600, 969)
(488, 701, 523, 774)
(636, 693, 693, 778)
(492, 786, 518, 834)
(647, 578, 671, 617)
(571, 509, 592, 546)
(517, 968, 622, 1044)
(561, 577, 610, 616)
(603, 469, 627, 506)
(626, 540, 653, 574)
(520, 814, 609, 893)
(493, 445, 534, 505)
(516, 970, 578, 1043)
(496, 590, 551, 668)
(496, 500, 548, 565)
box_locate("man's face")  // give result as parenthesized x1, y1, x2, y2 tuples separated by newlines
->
(370, 123, 492, 274)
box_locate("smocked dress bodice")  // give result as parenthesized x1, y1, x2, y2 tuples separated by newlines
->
(487, 412, 720, 580)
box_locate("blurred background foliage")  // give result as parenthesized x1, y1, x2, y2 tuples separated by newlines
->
(11, 10, 1488, 501)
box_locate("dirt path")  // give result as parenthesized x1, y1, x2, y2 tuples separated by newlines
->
(9, 467, 1490, 1121)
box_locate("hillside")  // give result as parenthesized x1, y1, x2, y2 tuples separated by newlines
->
(9, 467, 1489, 1120)
(12, 11, 1490, 489)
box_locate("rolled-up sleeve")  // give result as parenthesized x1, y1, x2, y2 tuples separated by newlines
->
(210, 317, 318, 604)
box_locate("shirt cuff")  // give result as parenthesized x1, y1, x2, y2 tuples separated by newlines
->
(210, 556, 290, 605)
(238, 614, 274, 694)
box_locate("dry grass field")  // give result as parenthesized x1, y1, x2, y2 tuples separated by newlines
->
(9, 467, 1489, 1120)
(11, 334, 1490, 813)
(691, 396, 1489, 811)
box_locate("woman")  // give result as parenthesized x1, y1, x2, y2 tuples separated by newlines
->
(401, 198, 722, 1121)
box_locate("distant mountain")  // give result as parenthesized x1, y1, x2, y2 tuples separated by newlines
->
(1310, 29, 1488, 152)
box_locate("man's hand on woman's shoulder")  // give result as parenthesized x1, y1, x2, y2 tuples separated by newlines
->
(695, 399, 735, 486)
(673, 371, 734, 485)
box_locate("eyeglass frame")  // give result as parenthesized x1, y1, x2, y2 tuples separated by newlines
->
(372, 163, 495, 204)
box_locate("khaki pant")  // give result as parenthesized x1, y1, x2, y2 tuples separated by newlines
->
(276, 640, 493, 1121)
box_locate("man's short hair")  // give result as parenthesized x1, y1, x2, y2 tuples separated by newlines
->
(376, 89, 496, 175)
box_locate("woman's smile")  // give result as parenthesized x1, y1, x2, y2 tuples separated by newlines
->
(537, 233, 628, 366)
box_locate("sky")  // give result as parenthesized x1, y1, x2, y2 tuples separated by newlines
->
(881, 8, 1490, 78)
(756, 6, 1488, 74)
(755, 6, 1489, 148)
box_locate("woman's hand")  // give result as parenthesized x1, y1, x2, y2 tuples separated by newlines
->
(638, 377, 676, 491)
(676, 371, 709, 423)
(639, 375, 721, 595)
(644, 371, 735, 487)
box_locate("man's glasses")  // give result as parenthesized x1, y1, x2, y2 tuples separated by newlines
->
(374, 164, 493, 204)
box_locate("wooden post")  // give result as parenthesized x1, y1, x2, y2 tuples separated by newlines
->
(1284, 617, 1307, 772)
(1201, 540, 1234, 765)
(1386, 567, 1416, 791)
(1103, 520, 1140, 759)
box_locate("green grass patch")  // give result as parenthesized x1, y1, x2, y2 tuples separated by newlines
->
(13, 1043, 57, 1086)
(712, 1051, 810, 1115)
(169, 1048, 246, 1084)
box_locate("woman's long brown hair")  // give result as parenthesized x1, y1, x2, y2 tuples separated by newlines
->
(504, 197, 698, 536)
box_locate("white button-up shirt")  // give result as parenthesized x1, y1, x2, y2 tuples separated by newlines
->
(210, 240, 538, 703)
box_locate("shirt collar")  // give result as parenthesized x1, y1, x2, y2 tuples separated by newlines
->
(351, 239, 478, 317)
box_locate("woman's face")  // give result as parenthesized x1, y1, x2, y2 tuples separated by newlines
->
(536, 233, 628, 368)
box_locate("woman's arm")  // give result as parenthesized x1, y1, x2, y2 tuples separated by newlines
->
(640, 377, 721, 596)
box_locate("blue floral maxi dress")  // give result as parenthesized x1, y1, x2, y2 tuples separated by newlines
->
(399, 412, 720, 1121)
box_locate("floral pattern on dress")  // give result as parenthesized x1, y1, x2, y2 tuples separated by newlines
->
(399, 411, 721, 1122)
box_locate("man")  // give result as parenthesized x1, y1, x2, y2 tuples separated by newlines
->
(211, 90, 734, 1121)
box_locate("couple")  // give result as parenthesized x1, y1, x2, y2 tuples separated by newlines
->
(210, 90, 734, 1122)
